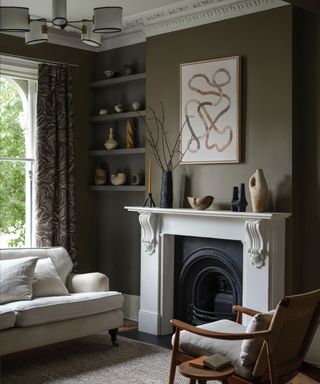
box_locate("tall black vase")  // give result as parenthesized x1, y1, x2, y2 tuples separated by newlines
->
(160, 170, 173, 208)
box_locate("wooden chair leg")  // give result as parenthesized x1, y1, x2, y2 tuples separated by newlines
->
(168, 328, 180, 384)
(109, 328, 119, 346)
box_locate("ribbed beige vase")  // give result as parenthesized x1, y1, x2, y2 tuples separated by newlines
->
(249, 169, 268, 212)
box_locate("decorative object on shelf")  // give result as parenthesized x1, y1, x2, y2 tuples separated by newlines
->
(143, 159, 156, 207)
(131, 173, 143, 186)
(104, 70, 114, 79)
(126, 119, 135, 149)
(142, 103, 192, 208)
(249, 168, 268, 212)
(231, 186, 239, 212)
(110, 172, 126, 186)
(0, 2, 123, 47)
(104, 128, 118, 150)
(98, 108, 108, 115)
(94, 165, 107, 186)
(123, 64, 134, 76)
(231, 183, 248, 212)
(114, 103, 124, 113)
(180, 56, 240, 164)
(131, 101, 141, 111)
(160, 170, 173, 208)
(187, 196, 214, 210)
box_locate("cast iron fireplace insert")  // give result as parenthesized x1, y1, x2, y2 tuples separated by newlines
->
(174, 236, 243, 325)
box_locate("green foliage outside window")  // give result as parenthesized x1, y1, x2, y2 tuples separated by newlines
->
(0, 76, 26, 246)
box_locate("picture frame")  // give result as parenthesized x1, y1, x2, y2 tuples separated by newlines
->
(180, 56, 240, 164)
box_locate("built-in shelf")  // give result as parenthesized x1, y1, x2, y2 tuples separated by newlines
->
(90, 110, 146, 122)
(89, 148, 146, 156)
(89, 73, 146, 88)
(89, 185, 145, 192)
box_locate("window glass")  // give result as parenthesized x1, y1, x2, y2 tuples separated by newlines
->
(0, 69, 37, 248)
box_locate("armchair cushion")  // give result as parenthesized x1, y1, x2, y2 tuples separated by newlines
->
(33, 258, 70, 297)
(240, 310, 275, 367)
(0, 257, 38, 304)
(176, 320, 252, 378)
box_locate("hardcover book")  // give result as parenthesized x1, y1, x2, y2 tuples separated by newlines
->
(204, 354, 231, 371)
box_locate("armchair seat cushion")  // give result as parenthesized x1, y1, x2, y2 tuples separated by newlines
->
(177, 320, 252, 378)
(2, 291, 123, 327)
(0, 308, 16, 331)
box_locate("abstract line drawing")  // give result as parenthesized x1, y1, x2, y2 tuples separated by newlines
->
(180, 56, 240, 164)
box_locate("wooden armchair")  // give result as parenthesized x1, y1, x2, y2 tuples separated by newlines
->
(169, 289, 320, 384)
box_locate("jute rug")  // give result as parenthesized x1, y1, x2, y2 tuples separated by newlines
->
(0, 334, 190, 384)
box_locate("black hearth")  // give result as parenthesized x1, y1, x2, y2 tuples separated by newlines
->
(174, 236, 242, 325)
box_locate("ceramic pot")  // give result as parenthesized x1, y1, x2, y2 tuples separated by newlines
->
(111, 173, 126, 186)
(249, 169, 268, 212)
(160, 170, 173, 208)
(114, 103, 124, 113)
(104, 70, 114, 79)
(187, 196, 213, 210)
(94, 166, 107, 185)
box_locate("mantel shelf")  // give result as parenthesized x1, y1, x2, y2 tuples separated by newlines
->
(90, 110, 146, 122)
(90, 186, 145, 192)
(89, 148, 146, 156)
(125, 207, 291, 220)
(89, 73, 146, 88)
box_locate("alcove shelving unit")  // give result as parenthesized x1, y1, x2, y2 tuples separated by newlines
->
(89, 71, 146, 192)
(90, 43, 146, 301)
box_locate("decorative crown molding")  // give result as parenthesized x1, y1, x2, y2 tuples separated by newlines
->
(99, 0, 288, 51)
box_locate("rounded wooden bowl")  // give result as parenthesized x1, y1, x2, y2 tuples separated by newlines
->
(187, 196, 214, 210)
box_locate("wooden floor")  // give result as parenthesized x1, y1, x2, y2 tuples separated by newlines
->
(120, 320, 320, 383)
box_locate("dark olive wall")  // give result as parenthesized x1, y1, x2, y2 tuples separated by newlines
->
(146, 7, 296, 291)
(0, 34, 96, 272)
(293, 10, 320, 292)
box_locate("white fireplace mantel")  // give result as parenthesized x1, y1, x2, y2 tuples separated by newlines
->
(125, 207, 291, 335)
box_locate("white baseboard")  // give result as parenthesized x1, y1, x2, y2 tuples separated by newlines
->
(123, 294, 140, 322)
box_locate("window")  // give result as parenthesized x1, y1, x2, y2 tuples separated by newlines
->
(0, 56, 38, 247)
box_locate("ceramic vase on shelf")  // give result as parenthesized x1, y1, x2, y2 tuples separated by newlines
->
(249, 168, 268, 212)
(239, 183, 248, 212)
(160, 170, 173, 208)
(104, 128, 118, 150)
(126, 119, 134, 149)
(231, 186, 239, 212)
(94, 165, 107, 185)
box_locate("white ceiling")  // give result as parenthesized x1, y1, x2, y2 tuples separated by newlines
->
(0, 0, 180, 19)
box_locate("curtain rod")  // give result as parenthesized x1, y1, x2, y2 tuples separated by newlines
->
(0, 52, 79, 68)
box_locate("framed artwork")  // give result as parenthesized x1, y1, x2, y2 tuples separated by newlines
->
(180, 56, 240, 164)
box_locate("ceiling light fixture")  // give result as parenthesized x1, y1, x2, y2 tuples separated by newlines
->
(0, 1, 123, 47)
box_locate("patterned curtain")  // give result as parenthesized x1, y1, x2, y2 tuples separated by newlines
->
(35, 64, 77, 266)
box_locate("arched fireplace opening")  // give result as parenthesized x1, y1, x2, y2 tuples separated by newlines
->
(174, 237, 242, 325)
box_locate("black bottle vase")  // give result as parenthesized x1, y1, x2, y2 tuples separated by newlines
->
(239, 183, 248, 212)
(231, 186, 239, 211)
(160, 170, 173, 208)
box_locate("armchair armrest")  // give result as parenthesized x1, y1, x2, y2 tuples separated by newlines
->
(170, 319, 270, 341)
(67, 272, 109, 293)
(233, 305, 260, 324)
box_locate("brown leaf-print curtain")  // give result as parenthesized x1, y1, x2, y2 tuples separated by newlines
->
(35, 64, 77, 266)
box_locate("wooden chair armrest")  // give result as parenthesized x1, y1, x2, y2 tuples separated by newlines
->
(233, 305, 260, 323)
(170, 319, 271, 341)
